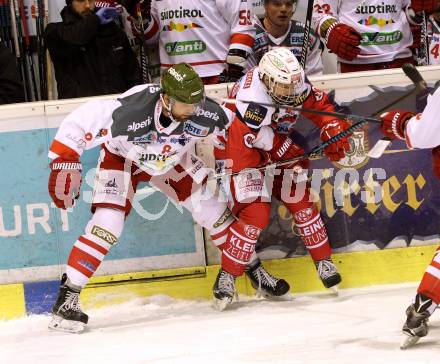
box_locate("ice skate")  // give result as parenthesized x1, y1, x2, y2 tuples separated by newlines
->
(246, 260, 291, 300)
(213, 268, 238, 311)
(400, 294, 433, 349)
(48, 274, 88, 333)
(315, 258, 341, 293)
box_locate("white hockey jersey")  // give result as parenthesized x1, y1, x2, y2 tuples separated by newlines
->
(49, 84, 233, 176)
(248, 17, 324, 76)
(405, 87, 440, 149)
(143, 0, 255, 77)
(312, 0, 413, 64)
(427, 17, 440, 65)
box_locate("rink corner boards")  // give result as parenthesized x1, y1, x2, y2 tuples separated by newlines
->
(1, 245, 437, 320)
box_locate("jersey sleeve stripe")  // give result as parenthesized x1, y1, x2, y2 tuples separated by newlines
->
(161, 60, 226, 67)
(144, 18, 159, 40)
(49, 140, 80, 159)
(230, 33, 255, 48)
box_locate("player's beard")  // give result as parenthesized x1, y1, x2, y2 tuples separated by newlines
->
(78, 8, 94, 17)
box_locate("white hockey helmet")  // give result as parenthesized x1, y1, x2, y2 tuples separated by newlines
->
(258, 47, 304, 105)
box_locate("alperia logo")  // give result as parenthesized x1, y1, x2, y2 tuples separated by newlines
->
(165, 40, 206, 56)
(360, 30, 402, 46)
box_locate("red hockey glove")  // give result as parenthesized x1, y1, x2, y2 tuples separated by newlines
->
(326, 23, 362, 61)
(411, 0, 437, 14)
(49, 157, 82, 209)
(379, 110, 414, 140)
(320, 120, 351, 162)
(271, 135, 309, 169)
(432, 146, 440, 180)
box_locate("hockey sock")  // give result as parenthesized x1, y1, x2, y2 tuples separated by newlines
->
(218, 203, 270, 276)
(66, 208, 124, 288)
(291, 205, 332, 261)
(417, 246, 440, 305)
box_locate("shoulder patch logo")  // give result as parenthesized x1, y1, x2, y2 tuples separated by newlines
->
(243, 133, 256, 148)
(243, 102, 267, 127)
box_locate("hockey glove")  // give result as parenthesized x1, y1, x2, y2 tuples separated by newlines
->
(219, 64, 245, 83)
(411, 0, 437, 14)
(96, 7, 119, 25)
(379, 110, 414, 140)
(325, 22, 361, 61)
(219, 48, 249, 83)
(49, 158, 82, 209)
(320, 120, 351, 162)
(432, 146, 440, 180)
(271, 134, 309, 170)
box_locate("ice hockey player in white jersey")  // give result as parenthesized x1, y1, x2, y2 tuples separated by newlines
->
(249, 0, 324, 76)
(47, 63, 287, 331)
(312, 0, 433, 72)
(135, 0, 255, 83)
(379, 87, 440, 348)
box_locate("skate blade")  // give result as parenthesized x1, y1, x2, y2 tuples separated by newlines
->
(328, 285, 339, 296)
(48, 315, 86, 334)
(213, 297, 232, 312)
(400, 335, 421, 350)
(256, 290, 293, 301)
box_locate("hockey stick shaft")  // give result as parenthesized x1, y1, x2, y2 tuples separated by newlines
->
(221, 97, 383, 124)
(299, 0, 314, 69)
(136, 0, 152, 83)
(210, 117, 368, 180)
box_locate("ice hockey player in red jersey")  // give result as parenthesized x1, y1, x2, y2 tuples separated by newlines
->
(46, 63, 286, 331)
(212, 48, 352, 308)
(379, 87, 440, 348)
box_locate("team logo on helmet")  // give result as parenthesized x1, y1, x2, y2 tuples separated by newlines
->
(169, 67, 185, 82)
(268, 54, 288, 73)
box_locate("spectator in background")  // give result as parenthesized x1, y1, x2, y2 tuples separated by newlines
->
(133, 0, 255, 84)
(249, 0, 324, 76)
(45, 0, 141, 99)
(425, 0, 440, 64)
(0, 41, 25, 105)
(312, 0, 434, 73)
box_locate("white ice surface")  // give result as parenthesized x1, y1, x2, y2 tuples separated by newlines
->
(0, 283, 438, 364)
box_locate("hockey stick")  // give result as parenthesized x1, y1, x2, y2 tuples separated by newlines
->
(136, 0, 152, 83)
(418, 12, 430, 66)
(221, 97, 384, 124)
(212, 64, 428, 179)
(367, 63, 428, 158)
(19, 0, 38, 100)
(10, 0, 28, 101)
(299, 0, 314, 69)
(210, 117, 369, 180)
